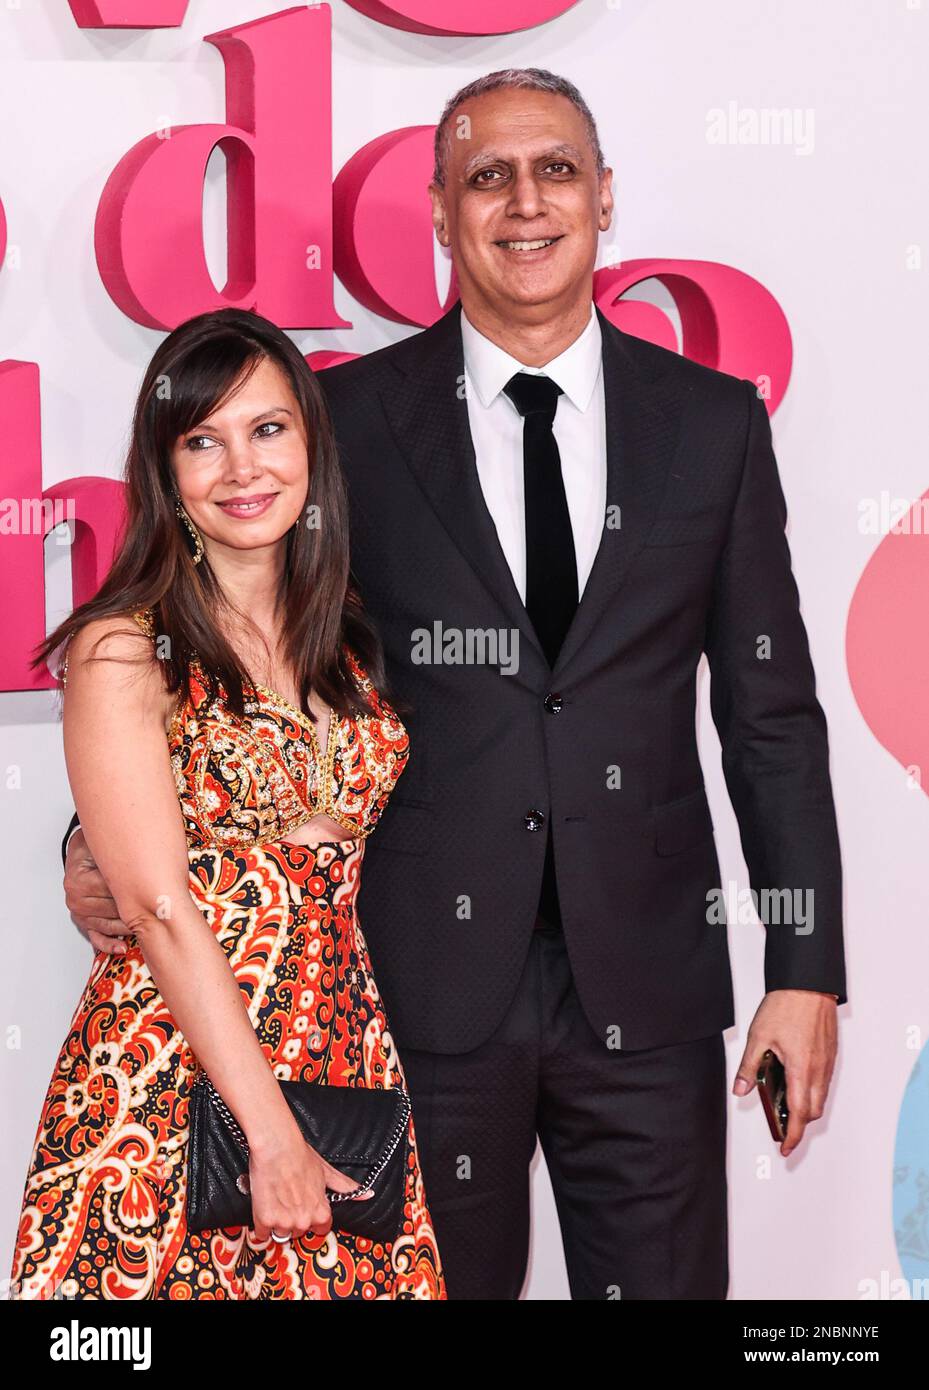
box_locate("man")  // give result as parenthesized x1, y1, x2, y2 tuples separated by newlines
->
(63, 68, 844, 1300)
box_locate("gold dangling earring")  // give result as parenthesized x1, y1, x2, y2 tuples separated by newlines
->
(172, 487, 204, 565)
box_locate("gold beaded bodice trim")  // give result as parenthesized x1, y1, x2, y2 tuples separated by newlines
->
(63, 608, 411, 851)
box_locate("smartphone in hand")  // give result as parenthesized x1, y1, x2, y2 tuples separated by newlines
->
(757, 1048, 789, 1143)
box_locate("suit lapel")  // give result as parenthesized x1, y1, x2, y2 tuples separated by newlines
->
(379, 303, 549, 685)
(378, 302, 686, 689)
(551, 310, 686, 684)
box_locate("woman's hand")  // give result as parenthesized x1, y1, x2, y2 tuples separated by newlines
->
(247, 1123, 372, 1243)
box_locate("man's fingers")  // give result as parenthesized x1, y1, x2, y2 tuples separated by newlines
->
(781, 1058, 833, 1154)
(733, 1036, 774, 1095)
(79, 918, 130, 953)
(64, 833, 125, 949)
(780, 1056, 825, 1154)
(72, 911, 129, 938)
(86, 928, 127, 956)
(82, 914, 130, 938)
(63, 866, 122, 916)
(781, 1083, 811, 1156)
(807, 1081, 829, 1121)
(65, 891, 123, 921)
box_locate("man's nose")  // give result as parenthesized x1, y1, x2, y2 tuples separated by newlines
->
(505, 170, 547, 220)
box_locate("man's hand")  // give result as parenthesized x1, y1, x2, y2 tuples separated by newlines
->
(63, 827, 130, 955)
(733, 989, 838, 1157)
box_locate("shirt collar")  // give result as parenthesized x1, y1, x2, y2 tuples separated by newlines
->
(461, 303, 602, 413)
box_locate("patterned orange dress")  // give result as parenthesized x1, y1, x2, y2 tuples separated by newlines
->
(9, 609, 445, 1301)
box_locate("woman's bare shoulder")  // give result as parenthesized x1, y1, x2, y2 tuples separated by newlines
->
(63, 612, 171, 718)
(66, 612, 153, 664)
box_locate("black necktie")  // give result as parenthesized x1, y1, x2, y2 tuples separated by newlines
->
(502, 372, 579, 668)
(503, 371, 578, 931)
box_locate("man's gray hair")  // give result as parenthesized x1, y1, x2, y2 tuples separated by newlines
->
(432, 68, 605, 187)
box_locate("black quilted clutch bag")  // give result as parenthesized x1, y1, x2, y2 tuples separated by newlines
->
(186, 1069, 411, 1243)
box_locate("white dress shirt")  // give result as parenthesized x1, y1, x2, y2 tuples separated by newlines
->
(460, 304, 607, 604)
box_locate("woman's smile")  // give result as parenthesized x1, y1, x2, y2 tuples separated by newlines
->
(214, 492, 280, 520)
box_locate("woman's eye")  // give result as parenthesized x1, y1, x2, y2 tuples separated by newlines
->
(184, 421, 283, 451)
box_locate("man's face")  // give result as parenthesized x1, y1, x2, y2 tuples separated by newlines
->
(430, 87, 613, 319)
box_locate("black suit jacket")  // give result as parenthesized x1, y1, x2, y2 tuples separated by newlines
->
(64, 302, 846, 1054)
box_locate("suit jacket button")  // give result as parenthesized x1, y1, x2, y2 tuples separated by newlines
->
(543, 692, 564, 714)
(525, 809, 546, 832)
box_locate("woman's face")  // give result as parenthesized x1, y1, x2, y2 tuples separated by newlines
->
(170, 356, 310, 560)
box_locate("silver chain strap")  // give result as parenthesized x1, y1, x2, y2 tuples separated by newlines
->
(193, 1069, 411, 1203)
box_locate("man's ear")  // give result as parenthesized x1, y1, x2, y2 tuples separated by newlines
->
(428, 182, 450, 247)
(598, 167, 615, 233)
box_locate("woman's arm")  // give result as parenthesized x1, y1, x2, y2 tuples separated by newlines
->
(62, 617, 300, 1153)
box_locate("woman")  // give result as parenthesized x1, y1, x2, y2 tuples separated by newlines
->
(9, 309, 445, 1300)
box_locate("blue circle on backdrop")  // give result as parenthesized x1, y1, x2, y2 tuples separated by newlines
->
(893, 1042, 929, 1294)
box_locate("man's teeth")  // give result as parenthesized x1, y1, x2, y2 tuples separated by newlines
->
(502, 238, 556, 251)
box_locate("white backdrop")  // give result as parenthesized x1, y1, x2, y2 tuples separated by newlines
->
(1, 0, 927, 1300)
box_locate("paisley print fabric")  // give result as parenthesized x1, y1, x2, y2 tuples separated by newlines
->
(131, 605, 413, 850)
(9, 611, 445, 1300)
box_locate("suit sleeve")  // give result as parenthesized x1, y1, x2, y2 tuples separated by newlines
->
(62, 811, 81, 871)
(703, 380, 846, 1003)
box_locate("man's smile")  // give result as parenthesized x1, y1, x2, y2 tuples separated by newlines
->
(494, 234, 565, 254)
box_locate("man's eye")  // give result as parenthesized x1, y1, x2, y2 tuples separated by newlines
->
(473, 168, 504, 184)
(545, 162, 574, 176)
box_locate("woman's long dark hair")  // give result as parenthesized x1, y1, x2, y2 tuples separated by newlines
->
(32, 308, 392, 723)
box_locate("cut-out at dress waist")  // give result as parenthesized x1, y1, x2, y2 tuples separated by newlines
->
(277, 835, 360, 851)
(187, 835, 361, 854)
